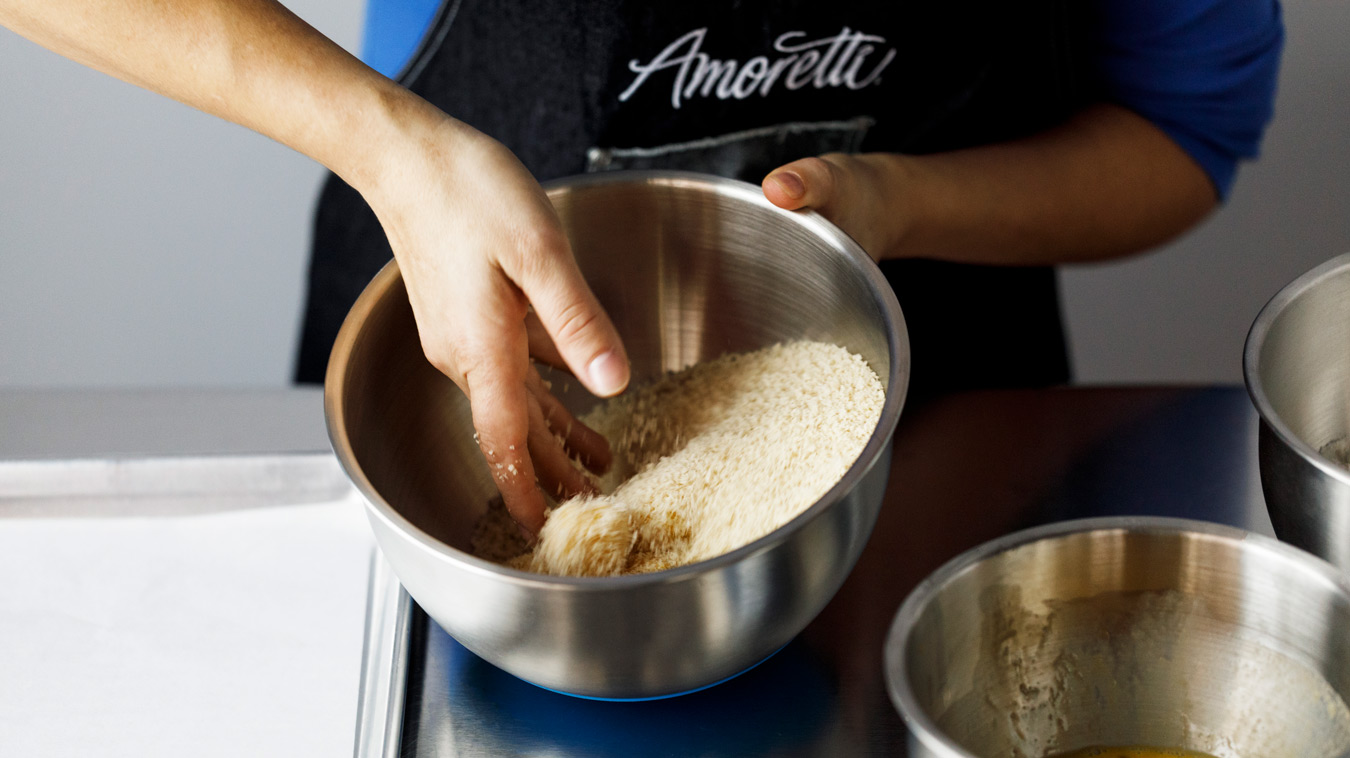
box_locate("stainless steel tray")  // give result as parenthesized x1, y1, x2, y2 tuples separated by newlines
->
(0, 452, 350, 517)
(0, 387, 343, 518)
(355, 554, 416, 758)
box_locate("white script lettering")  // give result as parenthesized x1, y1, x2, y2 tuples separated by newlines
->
(618, 27, 897, 109)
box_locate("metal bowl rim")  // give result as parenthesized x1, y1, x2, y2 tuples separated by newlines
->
(881, 515, 1350, 758)
(1244, 250, 1350, 486)
(324, 170, 909, 589)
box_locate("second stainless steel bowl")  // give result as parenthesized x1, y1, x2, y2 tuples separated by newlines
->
(325, 171, 909, 699)
(885, 517, 1350, 758)
(1245, 252, 1350, 572)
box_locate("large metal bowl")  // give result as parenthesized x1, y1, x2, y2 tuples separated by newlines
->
(325, 171, 909, 699)
(1245, 252, 1350, 572)
(885, 517, 1350, 758)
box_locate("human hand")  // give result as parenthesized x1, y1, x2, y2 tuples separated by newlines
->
(364, 114, 629, 536)
(761, 153, 909, 262)
(762, 107, 1218, 268)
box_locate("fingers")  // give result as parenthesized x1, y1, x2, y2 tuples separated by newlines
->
(524, 310, 567, 371)
(525, 391, 600, 500)
(526, 367, 612, 474)
(452, 289, 549, 535)
(466, 373, 548, 536)
(763, 154, 895, 261)
(513, 232, 631, 399)
(763, 155, 843, 211)
(423, 237, 619, 537)
(462, 331, 612, 537)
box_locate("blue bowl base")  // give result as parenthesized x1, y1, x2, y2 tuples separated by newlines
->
(526, 645, 787, 702)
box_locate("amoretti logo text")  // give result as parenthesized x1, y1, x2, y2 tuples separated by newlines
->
(619, 27, 897, 109)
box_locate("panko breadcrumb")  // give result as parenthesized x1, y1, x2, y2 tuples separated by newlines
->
(472, 340, 884, 577)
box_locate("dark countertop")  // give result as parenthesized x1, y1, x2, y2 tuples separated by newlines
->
(389, 386, 1274, 758)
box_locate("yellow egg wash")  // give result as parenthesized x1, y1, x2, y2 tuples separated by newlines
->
(1049, 749, 1218, 758)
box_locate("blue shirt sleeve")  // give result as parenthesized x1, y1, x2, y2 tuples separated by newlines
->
(361, 0, 443, 79)
(1091, 0, 1285, 199)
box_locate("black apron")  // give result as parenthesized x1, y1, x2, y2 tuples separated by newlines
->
(296, 0, 1090, 399)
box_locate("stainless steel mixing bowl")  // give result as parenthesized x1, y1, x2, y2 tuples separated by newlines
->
(325, 171, 909, 699)
(884, 517, 1350, 758)
(1246, 252, 1350, 573)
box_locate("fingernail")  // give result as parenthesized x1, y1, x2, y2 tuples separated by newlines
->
(771, 171, 805, 200)
(586, 350, 629, 396)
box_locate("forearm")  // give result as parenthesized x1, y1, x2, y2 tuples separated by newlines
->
(0, 0, 433, 196)
(768, 103, 1221, 266)
(879, 103, 1219, 265)
(2, 0, 630, 533)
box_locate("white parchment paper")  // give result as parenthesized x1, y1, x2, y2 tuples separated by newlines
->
(0, 494, 374, 757)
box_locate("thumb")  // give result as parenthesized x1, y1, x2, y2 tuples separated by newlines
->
(519, 250, 630, 398)
(762, 156, 839, 211)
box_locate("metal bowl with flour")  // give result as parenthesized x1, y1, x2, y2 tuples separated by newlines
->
(884, 517, 1350, 758)
(1245, 252, 1350, 572)
(325, 172, 909, 699)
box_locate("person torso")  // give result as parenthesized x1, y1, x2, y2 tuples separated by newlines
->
(402, 0, 1087, 183)
(297, 0, 1086, 394)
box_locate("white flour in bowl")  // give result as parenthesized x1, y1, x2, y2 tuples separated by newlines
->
(473, 340, 885, 577)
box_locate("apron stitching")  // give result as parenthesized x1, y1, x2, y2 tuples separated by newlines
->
(592, 116, 876, 160)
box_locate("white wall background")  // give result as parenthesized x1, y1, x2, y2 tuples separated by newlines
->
(1061, 0, 1350, 383)
(1, 1, 1347, 389)
(0, 0, 362, 388)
